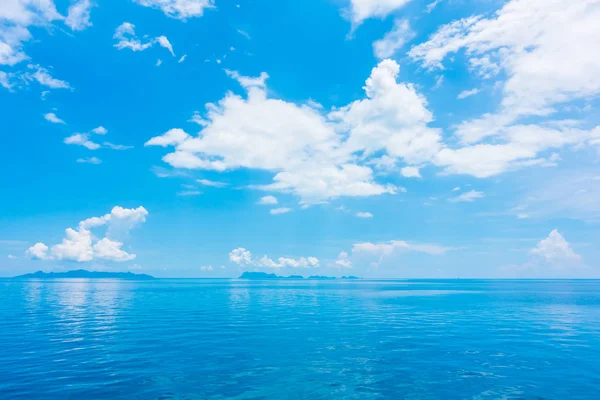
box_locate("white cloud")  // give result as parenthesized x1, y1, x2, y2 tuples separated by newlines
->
(270, 207, 291, 215)
(44, 112, 65, 124)
(452, 186, 460, 192)
(236, 29, 250, 39)
(0, 1, 62, 67)
(25, 65, 71, 89)
(27, 206, 148, 262)
(103, 142, 133, 150)
(425, 0, 441, 14)
(335, 251, 352, 268)
(26, 242, 51, 260)
(113, 22, 153, 52)
(229, 247, 319, 269)
(77, 157, 102, 164)
(355, 211, 373, 218)
(65, 0, 94, 31)
(347, 0, 413, 25)
(353, 240, 449, 256)
(400, 166, 421, 178)
(177, 190, 201, 196)
(178, 54, 187, 63)
(200, 265, 214, 271)
(92, 126, 107, 135)
(449, 189, 484, 203)
(146, 59, 442, 203)
(0, 71, 15, 90)
(7, 254, 17, 260)
(530, 229, 581, 265)
(156, 59, 162, 66)
(156, 35, 175, 56)
(133, 0, 214, 20)
(229, 247, 252, 265)
(457, 88, 479, 100)
(197, 178, 227, 187)
(373, 19, 415, 59)
(64, 133, 100, 150)
(258, 195, 278, 205)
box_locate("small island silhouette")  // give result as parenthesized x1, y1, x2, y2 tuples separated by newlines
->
(13, 269, 155, 280)
(239, 272, 360, 280)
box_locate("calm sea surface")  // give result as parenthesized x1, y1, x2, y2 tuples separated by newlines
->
(1, 279, 599, 399)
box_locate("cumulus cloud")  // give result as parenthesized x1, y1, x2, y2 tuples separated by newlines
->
(229, 247, 319, 269)
(44, 112, 65, 124)
(341, 239, 451, 268)
(258, 195, 278, 205)
(64, 133, 100, 150)
(530, 229, 581, 265)
(400, 166, 421, 178)
(373, 19, 415, 59)
(449, 190, 484, 203)
(335, 251, 352, 268)
(133, 0, 214, 20)
(92, 126, 107, 135)
(146, 59, 443, 203)
(26, 206, 148, 262)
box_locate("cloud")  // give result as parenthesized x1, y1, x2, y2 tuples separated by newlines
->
(76, 157, 102, 164)
(178, 54, 187, 63)
(355, 211, 373, 218)
(26, 206, 148, 262)
(457, 88, 479, 100)
(7, 254, 17, 260)
(530, 230, 581, 265)
(146, 59, 444, 203)
(400, 166, 421, 178)
(452, 186, 460, 192)
(229, 248, 252, 265)
(177, 190, 201, 196)
(449, 189, 484, 203)
(25, 65, 71, 89)
(258, 195, 278, 205)
(335, 251, 352, 268)
(425, 0, 441, 14)
(92, 126, 107, 135)
(270, 207, 291, 215)
(156, 35, 175, 56)
(44, 112, 65, 124)
(236, 29, 250, 39)
(229, 247, 319, 269)
(103, 142, 133, 150)
(353, 240, 449, 256)
(65, 0, 95, 31)
(156, 59, 162, 67)
(113, 23, 174, 54)
(197, 178, 227, 187)
(347, 0, 413, 25)
(133, 0, 215, 20)
(373, 19, 415, 59)
(200, 265, 214, 271)
(64, 133, 100, 150)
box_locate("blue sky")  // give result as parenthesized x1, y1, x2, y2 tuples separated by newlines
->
(2, 0, 600, 278)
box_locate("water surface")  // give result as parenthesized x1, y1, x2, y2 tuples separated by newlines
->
(1, 279, 599, 399)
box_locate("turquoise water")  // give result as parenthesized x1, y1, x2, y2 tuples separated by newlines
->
(1, 279, 599, 399)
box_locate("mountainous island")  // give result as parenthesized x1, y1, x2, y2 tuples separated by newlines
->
(239, 272, 360, 280)
(13, 270, 155, 280)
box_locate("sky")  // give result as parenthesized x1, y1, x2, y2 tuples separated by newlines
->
(1, 0, 600, 278)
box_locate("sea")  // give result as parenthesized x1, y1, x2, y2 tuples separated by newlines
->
(1, 279, 599, 399)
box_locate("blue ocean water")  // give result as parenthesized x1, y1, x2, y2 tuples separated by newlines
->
(1, 279, 600, 399)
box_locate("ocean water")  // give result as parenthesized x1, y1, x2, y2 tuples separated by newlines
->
(1, 279, 600, 399)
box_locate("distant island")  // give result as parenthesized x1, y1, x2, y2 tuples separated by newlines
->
(13, 269, 155, 280)
(239, 272, 360, 280)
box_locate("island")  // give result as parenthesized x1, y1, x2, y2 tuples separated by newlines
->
(12, 269, 155, 280)
(239, 272, 360, 280)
